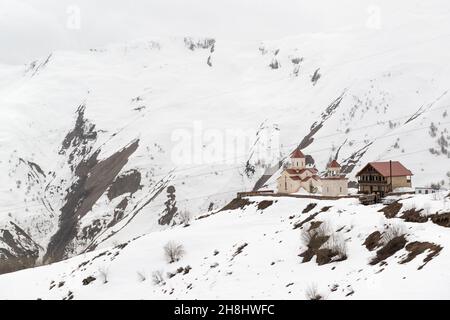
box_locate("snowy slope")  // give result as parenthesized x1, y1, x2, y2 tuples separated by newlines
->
(0, 192, 448, 300)
(1, 20, 450, 274)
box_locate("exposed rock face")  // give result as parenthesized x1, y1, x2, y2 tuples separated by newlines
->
(299, 234, 329, 263)
(0, 222, 41, 275)
(219, 197, 254, 212)
(158, 186, 178, 226)
(297, 93, 345, 150)
(184, 37, 215, 51)
(370, 235, 407, 265)
(431, 212, 450, 227)
(378, 202, 403, 218)
(363, 231, 382, 251)
(400, 241, 442, 269)
(293, 212, 320, 229)
(60, 105, 98, 169)
(302, 203, 317, 214)
(257, 200, 274, 210)
(19, 158, 46, 183)
(107, 169, 142, 200)
(107, 197, 129, 228)
(340, 142, 373, 175)
(400, 209, 427, 223)
(44, 140, 140, 263)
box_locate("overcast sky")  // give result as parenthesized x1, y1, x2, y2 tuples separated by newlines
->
(0, 0, 447, 65)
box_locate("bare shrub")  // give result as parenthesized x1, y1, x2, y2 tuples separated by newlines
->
(407, 201, 417, 211)
(432, 192, 442, 201)
(382, 223, 406, 244)
(179, 210, 192, 226)
(301, 223, 329, 247)
(98, 267, 109, 284)
(423, 201, 432, 215)
(152, 270, 165, 286)
(325, 234, 348, 260)
(136, 271, 146, 282)
(305, 283, 322, 300)
(164, 241, 185, 263)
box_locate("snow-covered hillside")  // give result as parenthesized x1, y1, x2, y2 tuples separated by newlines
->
(1, 20, 450, 276)
(0, 192, 448, 300)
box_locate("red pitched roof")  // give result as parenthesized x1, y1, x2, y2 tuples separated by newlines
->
(356, 161, 413, 177)
(302, 175, 320, 182)
(327, 160, 341, 168)
(286, 168, 317, 175)
(290, 148, 305, 158)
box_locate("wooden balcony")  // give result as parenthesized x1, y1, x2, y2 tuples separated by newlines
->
(357, 180, 388, 185)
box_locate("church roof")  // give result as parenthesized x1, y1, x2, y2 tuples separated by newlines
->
(327, 160, 341, 168)
(290, 148, 305, 158)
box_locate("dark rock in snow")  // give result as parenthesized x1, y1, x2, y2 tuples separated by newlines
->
(107, 169, 142, 200)
(44, 139, 140, 263)
(0, 222, 41, 275)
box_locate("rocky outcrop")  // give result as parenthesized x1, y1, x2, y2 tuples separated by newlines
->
(184, 37, 215, 51)
(107, 169, 141, 200)
(158, 186, 178, 226)
(363, 231, 382, 251)
(59, 105, 98, 169)
(369, 235, 407, 265)
(378, 202, 403, 218)
(0, 222, 41, 275)
(44, 140, 140, 263)
(431, 212, 450, 227)
(400, 241, 442, 270)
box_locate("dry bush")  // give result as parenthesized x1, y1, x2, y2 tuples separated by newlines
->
(324, 234, 348, 260)
(151, 270, 165, 286)
(301, 223, 330, 247)
(305, 283, 322, 300)
(382, 223, 406, 244)
(136, 271, 146, 282)
(179, 210, 192, 226)
(407, 201, 417, 211)
(98, 267, 109, 284)
(302, 222, 348, 261)
(164, 241, 185, 263)
(422, 201, 432, 215)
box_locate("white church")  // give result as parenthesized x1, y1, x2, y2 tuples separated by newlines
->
(276, 148, 348, 197)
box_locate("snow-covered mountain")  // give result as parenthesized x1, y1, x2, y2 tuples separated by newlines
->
(1, 21, 450, 282)
(0, 192, 448, 299)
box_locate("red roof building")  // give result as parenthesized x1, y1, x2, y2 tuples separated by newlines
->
(356, 161, 413, 178)
(356, 161, 413, 194)
(277, 149, 348, 196)
(286, 168, 318, 175)
(290, 148, 305, 158)
(327, 160, 341, 168)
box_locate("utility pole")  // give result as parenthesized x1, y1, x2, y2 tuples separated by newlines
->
(389, 160, 393, 193)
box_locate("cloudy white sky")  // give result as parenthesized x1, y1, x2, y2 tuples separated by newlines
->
(0, 0, 448, 65)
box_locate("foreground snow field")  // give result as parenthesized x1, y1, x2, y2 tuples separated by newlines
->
(0, 193, 448, 300)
